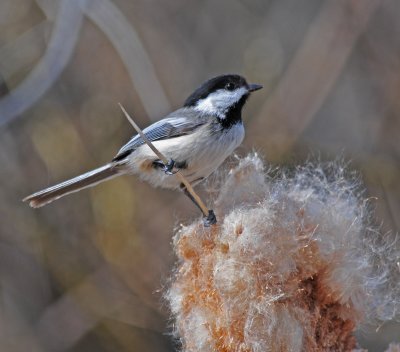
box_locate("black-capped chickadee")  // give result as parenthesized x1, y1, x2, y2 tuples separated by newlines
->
(24, 74, 262, 224)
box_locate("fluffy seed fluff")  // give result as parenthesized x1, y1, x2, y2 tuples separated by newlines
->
(166, 153, 399, 352)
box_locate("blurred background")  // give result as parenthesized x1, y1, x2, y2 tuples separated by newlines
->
(0, 0, 399, 351)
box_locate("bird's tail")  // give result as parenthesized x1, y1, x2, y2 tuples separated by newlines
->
(23, 163, 124, 208)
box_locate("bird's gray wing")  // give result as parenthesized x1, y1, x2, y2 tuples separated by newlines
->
(113, 112, 207, 161)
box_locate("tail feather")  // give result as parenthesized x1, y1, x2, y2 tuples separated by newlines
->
(23, 164, 123, 208)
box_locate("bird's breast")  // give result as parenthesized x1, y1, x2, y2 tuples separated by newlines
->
(127, 122, 245, 189)
(176, 122, 245, 182)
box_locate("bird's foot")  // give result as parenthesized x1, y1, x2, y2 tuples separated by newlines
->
(203, 209, 217, 227)
(163, 159, 177, 175)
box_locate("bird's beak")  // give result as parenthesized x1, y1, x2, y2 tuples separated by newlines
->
(248, 83, 263, 92)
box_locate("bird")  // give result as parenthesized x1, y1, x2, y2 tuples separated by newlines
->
(23, 74, 262, 225)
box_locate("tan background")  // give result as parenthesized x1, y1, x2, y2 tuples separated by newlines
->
(0, 0, 398, 351)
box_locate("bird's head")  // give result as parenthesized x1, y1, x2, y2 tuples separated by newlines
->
(184, 74, 262, 125)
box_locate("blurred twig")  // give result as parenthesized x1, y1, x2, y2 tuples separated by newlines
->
(0, 0, 171, 127)
(0, 0, 83, 127)
(35, 265, 165, 351)
(249, 0, 382, 159)
(79, 0, 171, 120)
(0, 21, 51, 82)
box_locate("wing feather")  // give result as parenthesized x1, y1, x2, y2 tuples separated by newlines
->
(113, 111, 206, 161)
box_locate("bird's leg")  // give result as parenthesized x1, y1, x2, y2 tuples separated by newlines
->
(163, 158, 176, 175)
(181, 184, 217, 227)
(203, 209, 217, 227)
(153, 159, 178, 175)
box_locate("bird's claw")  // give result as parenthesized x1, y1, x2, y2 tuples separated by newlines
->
(203, 209, 217, 227)
(163, 159, 177, 175)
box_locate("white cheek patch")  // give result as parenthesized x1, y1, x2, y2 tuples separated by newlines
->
(194, 87, 248, 118)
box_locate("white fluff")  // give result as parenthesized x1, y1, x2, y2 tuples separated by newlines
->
(166, 153, 400, 351)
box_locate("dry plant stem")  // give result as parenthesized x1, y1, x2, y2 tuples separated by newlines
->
(118, 103, 212, 221)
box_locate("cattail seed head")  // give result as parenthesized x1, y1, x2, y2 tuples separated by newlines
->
(167, 154, 399, 351)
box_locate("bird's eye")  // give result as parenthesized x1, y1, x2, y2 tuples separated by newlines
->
(225, 82, 235, 91)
